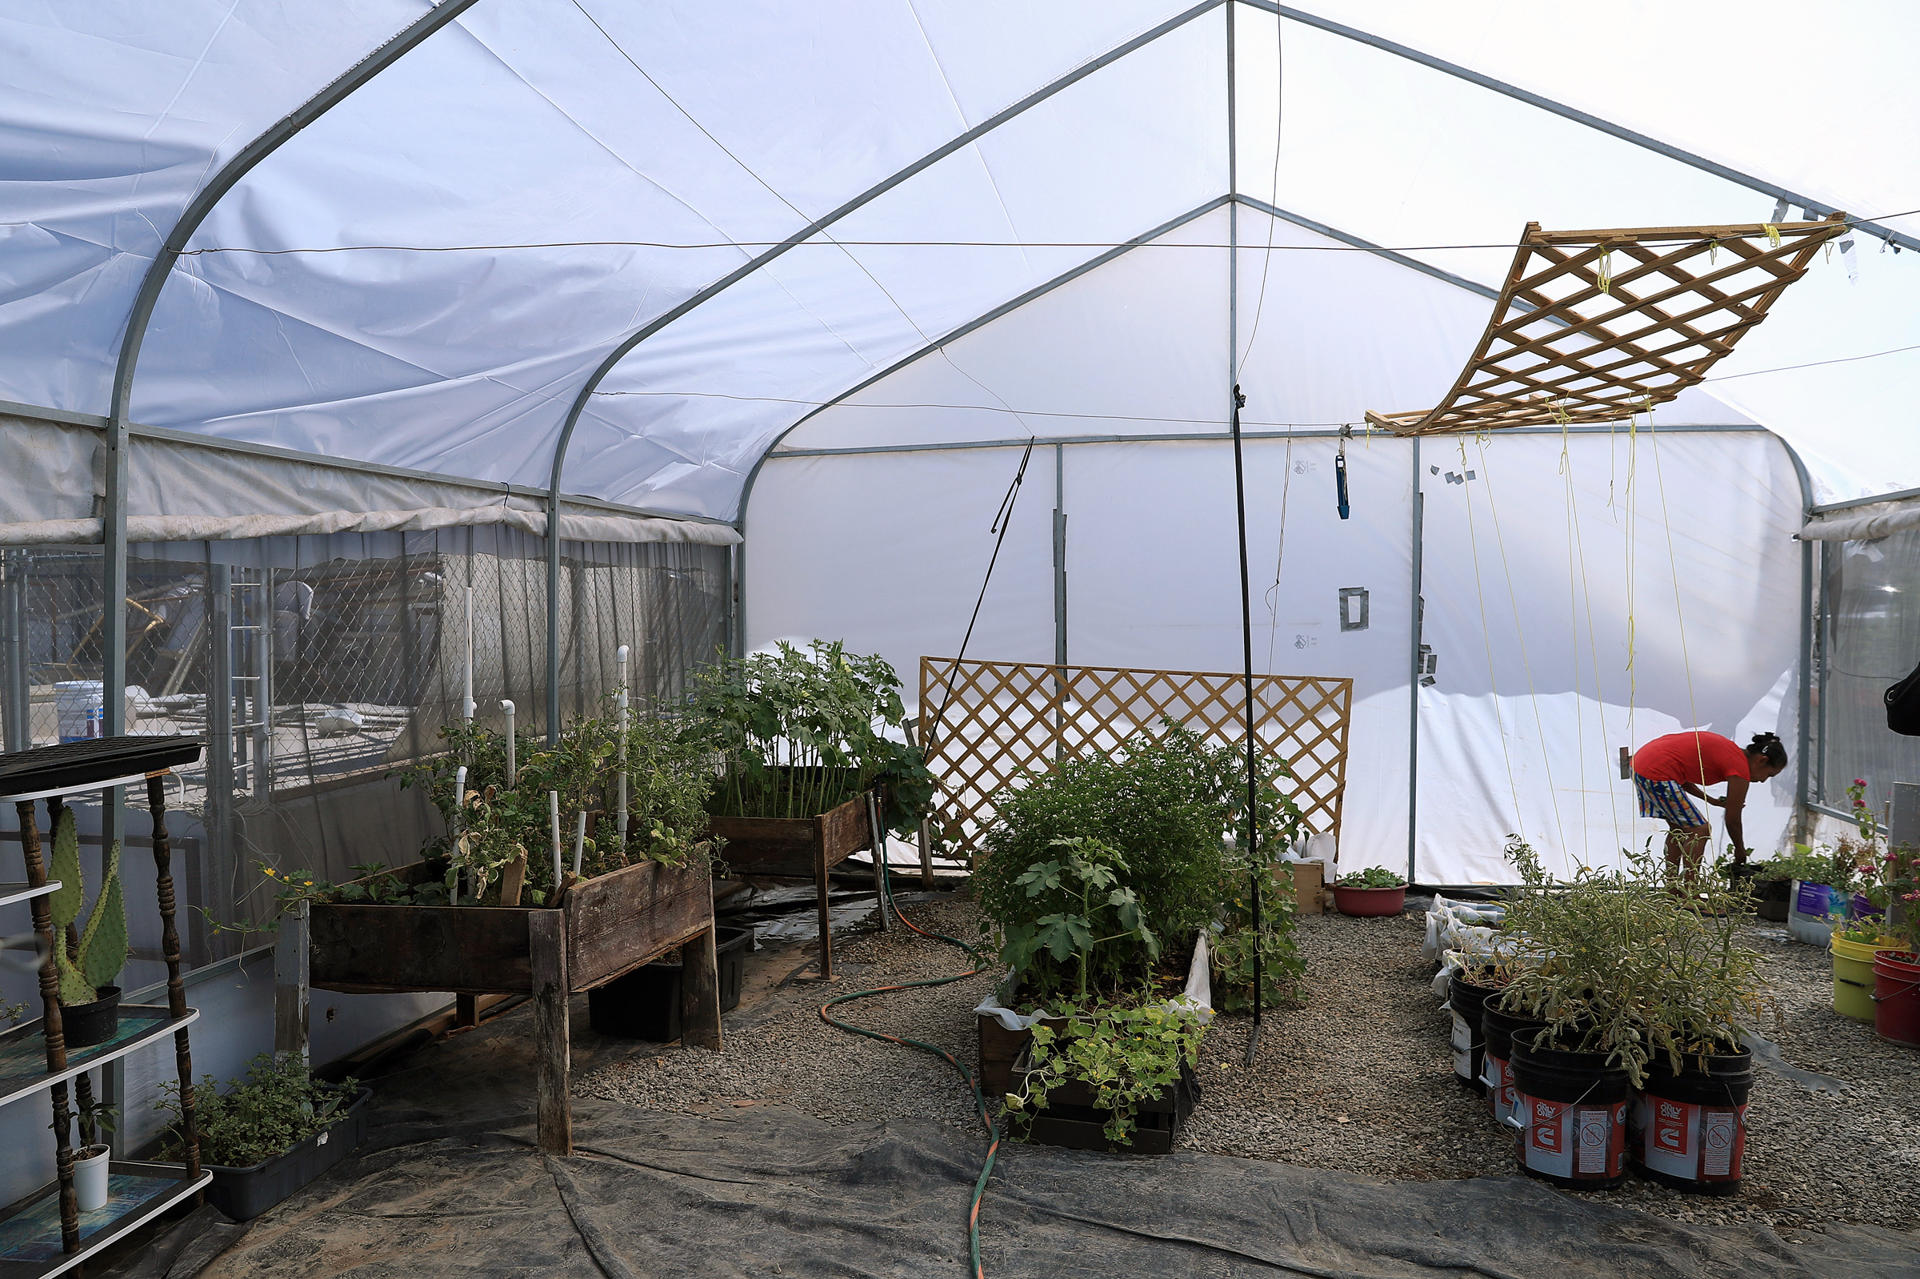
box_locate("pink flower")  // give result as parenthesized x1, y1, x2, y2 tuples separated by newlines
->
(1855, 779, 1868, 786)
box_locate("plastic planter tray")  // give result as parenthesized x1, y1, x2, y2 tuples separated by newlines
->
(588, 926, 752, 1041)
(194, 1087, 372, 1222)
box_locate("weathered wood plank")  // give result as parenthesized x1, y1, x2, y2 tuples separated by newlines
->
(529, 910, 572, 1156)
(309, 902, 534, 994)
(565, 860, 711, 989)
(679, 918, 723, 1051)
(274, 898, 310, 1064)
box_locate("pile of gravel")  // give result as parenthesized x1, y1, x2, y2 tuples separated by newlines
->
(580, 893, 1920, 1237)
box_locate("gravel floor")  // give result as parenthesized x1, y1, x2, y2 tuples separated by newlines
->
(580, 892, 1920, 1241)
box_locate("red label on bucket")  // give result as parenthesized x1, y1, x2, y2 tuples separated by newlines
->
(1529, 1098, 1563, 1155)
(1641, 1093, 1746, 1183)
(1652, 1097, 1690, 1156)
(1521, 1093, 1624, 1181)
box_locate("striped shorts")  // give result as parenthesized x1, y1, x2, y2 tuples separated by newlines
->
(1634, 774, 1704, 828)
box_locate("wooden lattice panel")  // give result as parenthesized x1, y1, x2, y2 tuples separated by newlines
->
(919, 656, 1351, 860)
(1365, 216, 1847, 435)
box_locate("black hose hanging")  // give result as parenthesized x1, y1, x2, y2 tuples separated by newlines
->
(1229, 386, 1264, 1064)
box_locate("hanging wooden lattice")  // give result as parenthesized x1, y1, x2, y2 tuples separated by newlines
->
(1365, 215, 1848, 435)
(918, 656, 1352, 860)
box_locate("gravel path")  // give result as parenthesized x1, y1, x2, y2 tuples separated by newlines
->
(580, 893, 1920, 1240)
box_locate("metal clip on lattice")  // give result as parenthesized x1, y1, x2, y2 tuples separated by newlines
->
(1335, 425, 1352, 520)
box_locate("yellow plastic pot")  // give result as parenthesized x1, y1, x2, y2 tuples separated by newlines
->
(1831, 933, 1900, 1023)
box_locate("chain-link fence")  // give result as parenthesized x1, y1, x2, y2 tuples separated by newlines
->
(1815, 529, 1920, 816)
(0, 530, 729, 975)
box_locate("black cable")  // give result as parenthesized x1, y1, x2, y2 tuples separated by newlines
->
(1228, 386, 1264, 1067)
(933, 437, 1037, 734)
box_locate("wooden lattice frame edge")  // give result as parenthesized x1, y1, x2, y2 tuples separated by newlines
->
(1365, 215, 1847, 436)
(918, 656, 1353, 859)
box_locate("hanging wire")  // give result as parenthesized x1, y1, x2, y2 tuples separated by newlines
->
(1236, 9, 1285, 378)
(1456, 437, 1527, 839)
(1560, 423, 1625, 856)
(1261, 434, 1296, 675)
(1473, 433, 1569, 859)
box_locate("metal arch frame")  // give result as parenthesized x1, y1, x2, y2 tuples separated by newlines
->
(1250, 2, 1920, 254)
(101, 0, 484, 751)
(541, 0, 1229, 739)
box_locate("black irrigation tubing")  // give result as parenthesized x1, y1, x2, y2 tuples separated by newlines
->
(817, 872, 1002, 1278)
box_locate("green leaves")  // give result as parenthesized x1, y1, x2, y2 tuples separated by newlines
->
(156, 1053, 359, 1168)
(46, 808, 83, 931)
(78, 841, 127, 991)
(1010, 1001, 1206, 1145)
(1334, 866, 1406, 889)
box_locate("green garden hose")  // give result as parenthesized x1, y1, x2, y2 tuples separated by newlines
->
(817, 869, 1001, 1278)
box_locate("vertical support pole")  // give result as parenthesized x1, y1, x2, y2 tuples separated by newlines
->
(1407, 438, 1423, 884)
(729, 541, 746, 661)
(253, 568, 273, 797)
(546, 522, 562, 746)
(1052, 443, 1068, 764)
(148, 774, 201, 1187)
(679, 912, 723, 1051)
(207, 562, 234, 867)
(528, 909, 572, 1155)
(1794, 531, 1816, 839)
(866, 790, 890, 932)
(813, 815, 833, 981)
(274, 898, 310, 1066)
(3, 551, 28, 752)
(18, 800, 78, 1250)
(103, 423, 130, 866)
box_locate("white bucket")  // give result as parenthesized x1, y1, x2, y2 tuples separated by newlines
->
(54, 681, 105, 743)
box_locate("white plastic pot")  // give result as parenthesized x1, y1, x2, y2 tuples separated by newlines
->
(73, 1144, 110, 1212)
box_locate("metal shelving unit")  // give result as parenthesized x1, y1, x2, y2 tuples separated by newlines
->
(0, 737, 205, 1275)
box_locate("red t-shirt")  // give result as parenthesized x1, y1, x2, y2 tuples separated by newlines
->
(1633, 731, 1751, 786)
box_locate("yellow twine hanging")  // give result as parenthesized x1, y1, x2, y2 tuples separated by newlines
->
(1763, 223, 1782, 248)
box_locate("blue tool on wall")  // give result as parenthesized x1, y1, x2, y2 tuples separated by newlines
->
(1335, 448, 1351, 520)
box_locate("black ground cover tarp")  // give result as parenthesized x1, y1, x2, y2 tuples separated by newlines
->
(108, 1000, 1916, 1279)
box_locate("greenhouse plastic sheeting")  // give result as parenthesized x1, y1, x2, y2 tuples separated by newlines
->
(5, 1, 1918, 516)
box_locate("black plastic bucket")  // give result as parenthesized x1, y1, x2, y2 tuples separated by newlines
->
(1446, 976, 1494, 1094)
(1630, 1047, 1753, 1195)
(1480, 1000, 1546, 1126)
(1508, 1041, 1631, 1189)
(62, 985, 121, 1049)
(1753, 877, 1791, 923)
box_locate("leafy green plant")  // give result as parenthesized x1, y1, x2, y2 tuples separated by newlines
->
(45, 809, 128, 1005)
(997, 837, 1158, 1004)
(157, 1054, 360, 1169)
(1495, 837, 1769, 1086)
(682, 640, 932, 835)
(1334, 866, 1406, 889)
(1209, 851, 1304, 1014)
(975, 722, 1234, 1000)
(1004, 1002, 1205, 1144)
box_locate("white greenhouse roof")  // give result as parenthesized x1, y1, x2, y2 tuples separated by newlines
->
(4, 0, 1917, 523)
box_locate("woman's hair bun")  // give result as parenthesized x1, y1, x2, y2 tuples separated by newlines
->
(1748, 732, 1787, 766)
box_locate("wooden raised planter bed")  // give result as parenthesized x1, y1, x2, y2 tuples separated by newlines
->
(708, 788, 883, 980)
(307, 858, 719, 1155)
(1014, 1051, 1201, 1155)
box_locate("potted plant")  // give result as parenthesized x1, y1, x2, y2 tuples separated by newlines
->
(155, 1053, 370, 1221)
(44, 808, 130, 1048)
(65, 1098, 115, 1212)
(1495, 840, 1767, 1194)
(1743, 849, 1813, 922)
(974, 721, 1279, 1150)
(1332, 866, 1408, 917)
(680, 640, 932, 978)
(1868, 840, 1920, 1048)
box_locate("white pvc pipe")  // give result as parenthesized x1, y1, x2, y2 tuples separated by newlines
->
(549, 790, 562, 889)
(573, 809, 587, 877)
(462, 587, 475, 722)
(614, 645, 630, 853)
(501, 699, 516, 786)
(452, 764, 468, 905)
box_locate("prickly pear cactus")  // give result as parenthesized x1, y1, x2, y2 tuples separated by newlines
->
(46, 808, 83, 932)
(78, 841, 127, 992)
